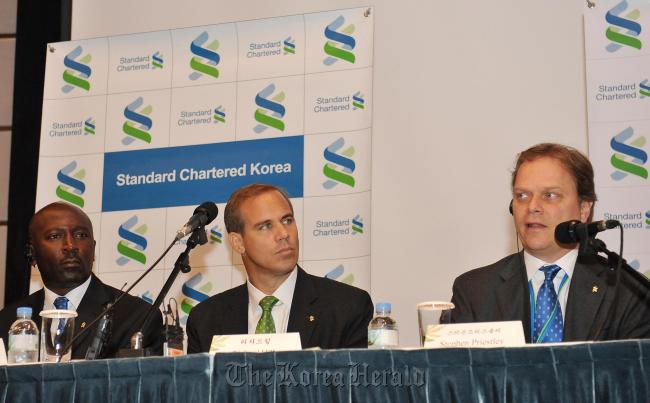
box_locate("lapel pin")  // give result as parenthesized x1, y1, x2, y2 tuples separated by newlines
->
(309, 315, 315, 322)
(80, 322, 86, 328)
(592, 286, 598, 294)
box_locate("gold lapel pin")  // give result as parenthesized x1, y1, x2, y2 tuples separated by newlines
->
(80, 322, 86, 328)
(592, 286, 598, 293)
(309, 315, 315, 322)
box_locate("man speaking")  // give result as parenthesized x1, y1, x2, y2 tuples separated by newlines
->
(449, 143, 650, 342)
(187, 184, 373, 352)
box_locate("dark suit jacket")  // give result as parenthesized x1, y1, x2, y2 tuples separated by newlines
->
(0, 275, 163, 359)
(450, 252, 650, 342)
(186, 267, 374, 353)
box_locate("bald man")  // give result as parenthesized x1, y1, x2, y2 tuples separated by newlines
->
(0, 202, 163, 359)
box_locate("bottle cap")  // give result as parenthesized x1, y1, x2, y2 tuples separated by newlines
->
(16, 307, 33, 318)
(376, 302, 391, 314)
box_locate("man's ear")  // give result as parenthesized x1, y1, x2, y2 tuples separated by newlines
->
(229, 232, 245, 254)
(579, 200, 594, 223)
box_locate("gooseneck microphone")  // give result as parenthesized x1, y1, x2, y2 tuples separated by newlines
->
(554, 219, 620, 244)
(175, 201, 219, 240)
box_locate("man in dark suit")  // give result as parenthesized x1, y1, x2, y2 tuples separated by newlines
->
(187, 184, 373, 353)
(0, 202, 163, 359)
(450, 143, 650, 342)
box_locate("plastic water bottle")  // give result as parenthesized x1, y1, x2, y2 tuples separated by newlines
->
(8, 307, 39, 364)
(368, 302, 398, 349)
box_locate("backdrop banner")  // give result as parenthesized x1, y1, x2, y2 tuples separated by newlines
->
(34, 7, 374, 329)
(584, 0, 649, 278)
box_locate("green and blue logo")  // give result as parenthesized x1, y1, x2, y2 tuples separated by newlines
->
(351, 214, 364, 234)
(141, 291, 154, 304)
(352, 91, 365, 110)
(180, 273, 213, 325)
(323, 15, 356, 65)
(645, 210, 650, 228)
(123, 97, 153, 145)
(209, 225, 223, 244)
(283, 37, 295, 55)
(605, 0, 642, 52)
(151, 51, 164, 69)
(323, 137, 355, 189)
(62, 45, 92, 93)
(116, 215, 148, 266)
(213, 106, 226, 123)
(640, 79, 650, 98)
(84, 117, 95, 135)
(325, 264, 354, 285)
(610, 127, 648, 180)
(56, 160, 85, 208)
(254, 83, 285, 133)
(189, 31, 220, 80)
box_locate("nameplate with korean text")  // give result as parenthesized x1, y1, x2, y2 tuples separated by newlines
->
(424, 321, 526, 348)
(209, 333, 302, 354)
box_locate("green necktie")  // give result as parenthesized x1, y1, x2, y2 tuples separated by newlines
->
(255, 296, 279, 334)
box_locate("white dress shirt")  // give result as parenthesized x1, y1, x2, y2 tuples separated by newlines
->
(247, 267, 298, 334)
(524, 248, 578, 321)
(43, 275, 92, 312)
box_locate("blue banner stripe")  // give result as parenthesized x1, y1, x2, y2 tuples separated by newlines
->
(102, 136, 304, 211)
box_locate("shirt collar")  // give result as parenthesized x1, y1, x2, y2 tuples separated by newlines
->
(43, 275, 92, 311)
(247, 266, 298, 309)
(524, 248, 578, 280)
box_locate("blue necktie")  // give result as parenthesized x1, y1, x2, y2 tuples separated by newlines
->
(533, 265, 564, 343)
(53, 297, 69, 336)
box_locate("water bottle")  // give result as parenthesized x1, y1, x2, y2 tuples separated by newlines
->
(8, 307, 39, 364)
(368, 302, 398, 349)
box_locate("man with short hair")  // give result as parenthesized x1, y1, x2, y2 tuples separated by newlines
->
(186, 184, 373, 352)
(0, 202, 163, 358)
(450, 143, 650, 342)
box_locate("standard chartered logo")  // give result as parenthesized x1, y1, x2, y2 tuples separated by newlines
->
(253, 83, 285, 133)
(641, 79, 650, 98)
(351, 215, 364, 234)
(84, 117, 95, 135)
(323, 15, 356, 65)
(180, 273, 213, 325)
(151, 51, 164, 69)
(122, 97, 153, 145)
(209, 225, 223, 244)
(61, 45, 92, 93)
(56, 160, 86, 208)
(646, 210, 650, 228)
(610, 127, 648, 180)
(116, 215, 148, 266)
(325, 264, 354, 285)
(605, 0, 642, 52)
(189, 31, 220, 80)
(352, 91, 365, 110)
(323, 137, 355, 189)
(283, 37, 295, 55)
(214, 106, 226, 123)
(141, 291, 154, 304)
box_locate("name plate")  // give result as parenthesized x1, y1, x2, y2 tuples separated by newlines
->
(424, 321, 526, 348)
(209, 333, 302, 354)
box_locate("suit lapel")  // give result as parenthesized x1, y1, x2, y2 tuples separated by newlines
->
(564, 255, 609, 341)
(73, 276, 111, 355)
(495, 254, 531, 341)
(287, 267, 319, 348)
(223, 285, 248, 335)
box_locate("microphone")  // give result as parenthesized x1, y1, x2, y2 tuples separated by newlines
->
(555, 219, 620, 244)
(175, 201, 218, 240)
(85, 302, 113, 360)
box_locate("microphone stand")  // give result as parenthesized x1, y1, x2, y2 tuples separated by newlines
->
(123, 225, 208, 356)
